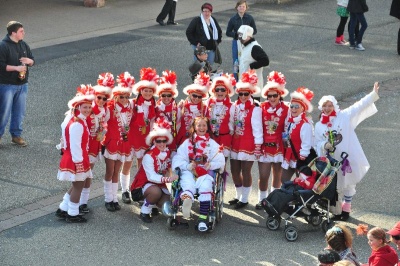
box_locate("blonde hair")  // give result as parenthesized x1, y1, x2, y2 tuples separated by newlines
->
(368, 227, 390, 245)
(333, 260, 356, 266)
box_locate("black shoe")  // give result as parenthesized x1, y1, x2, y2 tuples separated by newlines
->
(156, 19, 166, 26)
(151, 208, 159, 216)
(333, 211, 350, 221)
(122, 191, 132, 204)
(55, 208, 67, 219)
(234, 201, 248, 209)
(228, 198, 239, 205)
(140, 213, 152, 223)
(113, 202, 121, 211)
(79, 204, 89, 214)
(65, 214, 87, 223)
(255, 202, 263, 210)
(167, 21, 178, 25)
(105, 202, 115, 212)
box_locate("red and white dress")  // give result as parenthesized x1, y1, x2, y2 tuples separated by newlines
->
(175, 99, 206, 146)
(155, 99, 178, 153)
(259, 101, 289, 163)
(130, 147, 171, 195)
(87, 103, 110, 164)
(103, 100, 134, 162)
(205, 97, 234, 157)
(131, 97, 156, 159)
(230, 98, 263, 161)
(58, 113, 93, 182)
(281, 113, 313, 169)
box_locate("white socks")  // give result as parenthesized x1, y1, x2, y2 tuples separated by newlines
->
(68, 201, 79, 216)
(240, 186, 251, 203)
(258, 190, 268, 202)
(112, 182, 118, 203)
(79, 188, 90, 205)
(119, 173, 130, 192)
(104, 180, 113, 202)
(141, 199, 152, 214)
(59, 192, 70, 211)
(235, 186, 243, 200)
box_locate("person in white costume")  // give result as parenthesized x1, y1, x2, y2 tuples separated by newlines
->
(314, 82, 379, 221)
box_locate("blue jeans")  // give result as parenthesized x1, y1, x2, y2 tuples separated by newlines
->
(191, 44, 215, 65)
(349, 12, 367, 45)
(0, 83, 28, 137)
(231, 40, 239, 81)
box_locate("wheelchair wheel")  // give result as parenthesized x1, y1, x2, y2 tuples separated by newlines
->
(167, 218, 177, 230)
(321, 220, 335, 233)
(266, 216, 280, 231)
(214, 173, 224, 223)
(307, 215, 322, 226)
(284, 225, 298, 242)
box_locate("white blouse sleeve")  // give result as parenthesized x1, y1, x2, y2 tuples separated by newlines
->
(343, 90, 379, 128)
(299, 122, 313, 158)
(251, 106, 263, 145)
(142, 154, 163, 183)
(208, 139, 226, 171)
(172, 140, 190, 171)
(69, 122, 84, 163)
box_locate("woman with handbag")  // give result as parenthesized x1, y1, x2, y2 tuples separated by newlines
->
(186, 3, 222, 65)
(281, 87, 316, 183)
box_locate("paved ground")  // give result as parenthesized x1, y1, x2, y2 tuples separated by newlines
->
(0, 0, 399, 265)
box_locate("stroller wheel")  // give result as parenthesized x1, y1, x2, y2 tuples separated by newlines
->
(284, 225, 298, 242)
(266, 216, 281, 231)
(167, 218, 177, 230)
(307, 215, 322, 226)
(322, 220, 335, 233)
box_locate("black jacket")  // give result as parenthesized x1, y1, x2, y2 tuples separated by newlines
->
(0, 35, 34, 85)
(347, 0, 369, 13)
(390, 0, 400, 20)
(186, 16, 222, 51)
(243, 38, 269, 70)
(226, 13, 257, 40)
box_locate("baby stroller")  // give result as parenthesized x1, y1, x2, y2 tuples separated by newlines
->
(161, 167, 225, 232)
(262, 152, 348, 241)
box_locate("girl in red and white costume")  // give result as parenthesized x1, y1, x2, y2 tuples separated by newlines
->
(103, 72, 135, 211)
(55, 85, 95, 223)
(205, 73, 236, 159)
(281, 87, 315, 182)
(175, 72, 209, 146)
(172, 116, 225, 232)
(78, 75, 112, 214)
(155, 70, 179, 156)
(120, 68, 158, 204)
(130, 118, 178, 223)
(229, 69, 263, 209)
(256, 71, 289, 209)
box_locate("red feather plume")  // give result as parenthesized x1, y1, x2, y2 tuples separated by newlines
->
(117, 72, 135, 88)
(194, 72, 210, 86)
(296, 86, 314, 102)
(154, 117, 172, 130)
(268, 71, 286, 86)
(241, 69, 258, 86)
(161, 70, 177, 85)
(140, 67, 159, 82)
(76, 84, 95, 96)
(97, 72, 115, 88)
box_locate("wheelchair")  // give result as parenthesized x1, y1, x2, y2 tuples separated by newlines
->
(162, 167, 225, 232)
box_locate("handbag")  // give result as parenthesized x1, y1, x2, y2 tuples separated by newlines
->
(214, 41, 222, 65)
(288, 138, 317, 170)
(131, 188, 144, 202)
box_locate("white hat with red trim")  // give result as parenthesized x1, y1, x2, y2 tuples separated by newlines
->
(155, 70, 179, 98)
(290, 87, 314, 112)
(93, 72, 114, 97)
(113, 72, 135, 97)
(183, 72, 210, 100)
(145, 117, 173, 146)
(68, 84, 95, 109)
(261, 71, 289, 98)
(235, 69, 260, 95)
(132, 67, 159, 96)
(209, 73, 236, 98)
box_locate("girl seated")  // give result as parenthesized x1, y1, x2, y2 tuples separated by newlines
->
(172, 116, 225, 232)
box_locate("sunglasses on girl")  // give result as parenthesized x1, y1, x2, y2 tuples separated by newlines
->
(97, 96, 108, 101)
(215, 88, 226, 93)
(267, 94, 279, 99)
(392, 235, 400, 240)
(238, 92, 250, 97)
(290, 104, 301, 109)
(191, 94, 203, 99)
(161, 94, 172, 98)
(155, 139, 168, 144)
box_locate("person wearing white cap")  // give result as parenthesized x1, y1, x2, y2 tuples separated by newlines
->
(255, 71, 289, 209)
(281, 87, 316, 182)
(205, 73, 236, 159)
(130, 118, 178, 223)
(175, 72, 209, 146)
(155, 70, 179, 155)
(55, 85, 95, 223)
(228, 69, 263, 209)
(102, 72, 135, 211)
(314, 82, 379, 221)
(237, 25, 269, 100)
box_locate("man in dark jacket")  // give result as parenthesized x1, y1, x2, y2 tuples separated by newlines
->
(390, 0, 400, 55)
(0, 21, 34, 147)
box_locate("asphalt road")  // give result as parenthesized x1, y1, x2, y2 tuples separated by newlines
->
(0, 0, 399, 265)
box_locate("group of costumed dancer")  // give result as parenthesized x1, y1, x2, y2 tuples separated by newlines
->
(54, 67, 380, 228)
